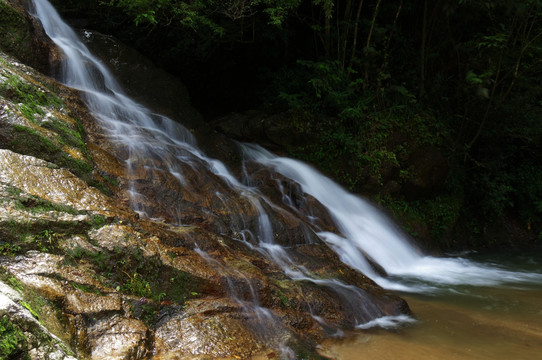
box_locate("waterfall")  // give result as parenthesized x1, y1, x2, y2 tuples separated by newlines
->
(29, 0, 232, 222)
(29, 0, 394, 332)
(242, 144, 542, 292)
(30, 0, 542, 332)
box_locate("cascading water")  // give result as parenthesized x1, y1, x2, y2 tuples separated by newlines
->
(29, 0, 394, 330)
(29, 0, 542, 342)
(195, 247, 295, 354)
(242, 144, 542, 293)
(29, 0, 238, 223)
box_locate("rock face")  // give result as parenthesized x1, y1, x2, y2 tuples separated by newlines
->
(0, 0, 60, 73)
(0, 2, 410, 359)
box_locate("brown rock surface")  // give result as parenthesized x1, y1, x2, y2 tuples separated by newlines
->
(0, 5, 410, 359)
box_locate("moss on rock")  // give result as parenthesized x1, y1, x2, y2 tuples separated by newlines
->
(0, 0, 54, 73)
(0, 315, 30, 360)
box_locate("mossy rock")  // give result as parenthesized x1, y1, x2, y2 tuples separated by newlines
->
(9, 124, 94, 181)
(0, 1, 32, 57)
(0, 0, 53, 73)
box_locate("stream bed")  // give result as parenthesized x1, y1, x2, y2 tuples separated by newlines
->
(319, 249, 542, 359)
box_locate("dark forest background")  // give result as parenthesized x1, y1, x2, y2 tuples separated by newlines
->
(49, 0, 542, 250)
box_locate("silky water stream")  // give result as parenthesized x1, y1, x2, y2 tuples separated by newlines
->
(30, 0, 542, 358)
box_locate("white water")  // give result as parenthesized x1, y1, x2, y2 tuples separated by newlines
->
(30, 0, 240, 221)
(29, 0, 388, 329)
(242, 144, 542, 293)
(30, 0, 542, 334)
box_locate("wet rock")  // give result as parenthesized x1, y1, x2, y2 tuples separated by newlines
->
(79, 29, 203, 131)
(77, 28, 241, 169)
(0, 149, 124, 217)
(0, 279, 77, 360)
(86, 315, 150, 360)
(244, 163, 339, 234)
(0, 50, 131, 214)
(154, 298, 290, 359)
(64, 291, 121, 315)
(0, 0, 60, 74)
(3, 252, 67, 298)
(0, 4, 413, 358)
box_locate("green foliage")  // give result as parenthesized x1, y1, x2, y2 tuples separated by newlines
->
(90, 215, 108, 229)
(0, 315, 29, 360)
(277, 289, 295, 308)
(106, 0, 302, 28)
(278, 60, 444, 192)
(0, 268, 24, 292)
(0, 242, 22, 256)
(6, 185, 22, 198)
(122, 271, 152, 298)
(278, 60, 364, 115)
(384, 195, 462, 243)
(31, 229, 61, 253)
(254, 0, 302, 25)
(106, 0, 226, 34)
(7, 275, 23, 293)
(20, 301, 40, 321)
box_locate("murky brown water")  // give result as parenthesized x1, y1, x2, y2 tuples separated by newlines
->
(319, 286, 542, 360)
(321, 288, 542, 360)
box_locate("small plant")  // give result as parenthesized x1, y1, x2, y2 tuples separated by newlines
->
(90, 215, 107, 229)
(0, 315, 29, 360)
(63, 245, 87, 264)
(6, 185, 22, 197)
(103, 174, 119, 187)
(277, 290, 294, 308)
(31, 230, 57, 253)
(70, 281, 103, 295)
(122, 271, 152, 298)
(0, 242, 22, 257)
(20, 301, 40, 321)
(90, 251, 111, 273)
(7, 275, 23, 293)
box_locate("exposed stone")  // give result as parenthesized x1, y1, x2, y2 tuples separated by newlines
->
(0, 0, 60, 74)
(86, 315, 150, 360)
(0, 4, 412, 359)
(154, 298, 287, 359)
(0, 280, 77, 360)
(64, 291, 122, 315)
(0, 149, 123, 217)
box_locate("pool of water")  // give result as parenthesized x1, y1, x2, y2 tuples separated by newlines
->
(318, 249, 542, 360)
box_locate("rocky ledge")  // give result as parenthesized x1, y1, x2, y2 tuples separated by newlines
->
(0, 1, 410, 359)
